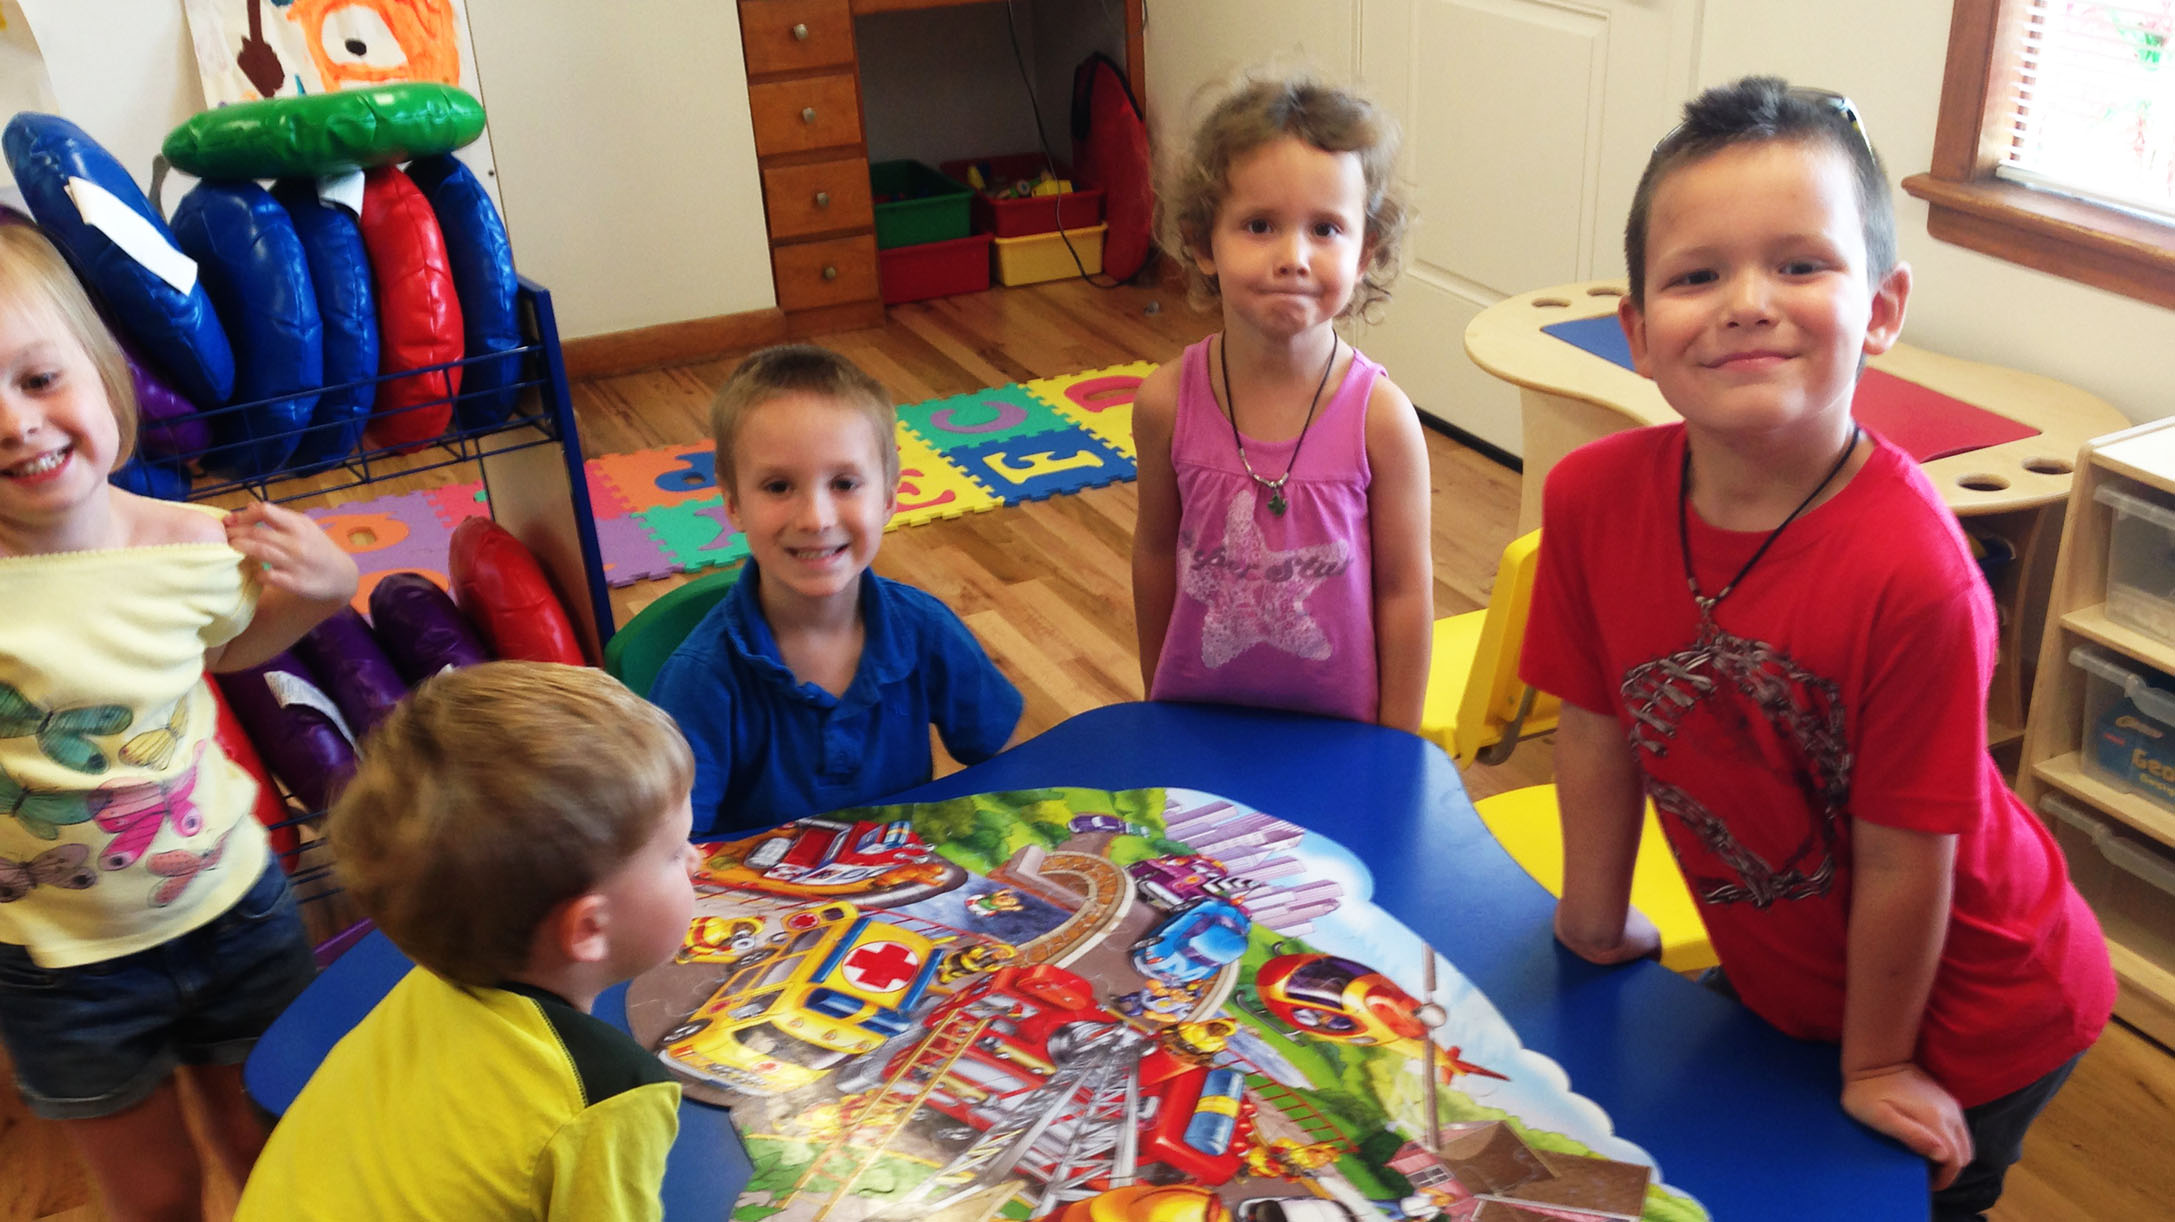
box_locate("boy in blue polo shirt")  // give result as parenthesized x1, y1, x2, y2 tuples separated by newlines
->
(652, 345, 1022, 834)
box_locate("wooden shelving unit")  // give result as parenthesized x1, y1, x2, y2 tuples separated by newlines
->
(2018, 417, 2175, 1048)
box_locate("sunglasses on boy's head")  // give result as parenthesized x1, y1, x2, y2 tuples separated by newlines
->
(1654, 86, 1874, 155)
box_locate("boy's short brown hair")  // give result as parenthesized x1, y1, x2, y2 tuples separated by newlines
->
(708, 344, 899, 491)
(1624, 75, 1897, 306)
(329, 662, 694, 988)
(0, 224, 140, 460)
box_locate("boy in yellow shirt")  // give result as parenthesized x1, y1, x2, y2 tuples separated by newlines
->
(238, 663, 701, 1220)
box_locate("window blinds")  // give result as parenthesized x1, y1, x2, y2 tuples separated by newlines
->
(1995, 0, 2175, 223)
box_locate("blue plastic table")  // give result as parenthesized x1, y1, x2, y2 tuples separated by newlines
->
(247, 701, 1927, 1219)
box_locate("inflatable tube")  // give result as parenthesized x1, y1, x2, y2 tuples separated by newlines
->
(405, 154, 521, 429)
(161, 83, 487, 181)
(2, 113, 235, 405)
(109, 454, 191, 501)
(448, 518, 585, 665)
(272, 180, 377, 470)
(169, 180, 323, 477)
(214, 651, 357, 813)
(124, 341, 212, 459)
(366, 572, 490, 682)
(207, 680, 300, 868)
(357, 167, 459, 451)
(292, 607, 407, 739)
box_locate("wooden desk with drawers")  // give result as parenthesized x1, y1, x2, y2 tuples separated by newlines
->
(737, 0, 1145, 335)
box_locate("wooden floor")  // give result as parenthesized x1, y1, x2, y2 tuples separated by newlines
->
(5, 278, 2170, 1219)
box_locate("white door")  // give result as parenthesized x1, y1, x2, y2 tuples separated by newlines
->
(1350, 0, 1698, 454)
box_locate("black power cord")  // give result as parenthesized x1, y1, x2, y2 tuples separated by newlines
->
(1000, 0, 1130, 289)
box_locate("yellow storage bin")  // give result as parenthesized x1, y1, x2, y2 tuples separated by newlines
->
(991, 223, 1106, 286)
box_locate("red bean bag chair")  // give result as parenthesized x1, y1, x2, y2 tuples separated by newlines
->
(449, 518, 587, 666)
(357, 165, 460, 452)
(206, 681, 300, 869)
(1071, 52, 1152, 283)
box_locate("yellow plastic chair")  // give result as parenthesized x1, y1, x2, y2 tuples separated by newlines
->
(1420, 531, 1560, 767)
(1475, 787, 1718, 973)
(1422, 530, 1716, 973)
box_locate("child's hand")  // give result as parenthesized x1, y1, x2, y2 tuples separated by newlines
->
(1841, 1062, 1973, 1189)
(225, 502, 359, 604)
(1552, 901, 1662, 966)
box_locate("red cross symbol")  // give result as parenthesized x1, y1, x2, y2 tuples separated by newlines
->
(842, 941, 921, 992)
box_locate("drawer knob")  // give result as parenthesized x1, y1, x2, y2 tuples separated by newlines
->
(814, 191, 831, 208)
(801, 106, 817, 124)
(792, 22, 810, 40)
(822, 265, 839, 281)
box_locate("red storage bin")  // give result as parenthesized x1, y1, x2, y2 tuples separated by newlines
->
(879, 232, 993, 304)
(939, 153, 1105, 239)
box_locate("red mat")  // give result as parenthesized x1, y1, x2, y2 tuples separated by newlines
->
(1851, 368, 2039, 462)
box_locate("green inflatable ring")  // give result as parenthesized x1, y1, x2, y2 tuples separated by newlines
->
(163, 82, 485, 180)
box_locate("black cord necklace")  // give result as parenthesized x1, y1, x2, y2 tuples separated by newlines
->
(1678, 425, 1862, 618)
(1219, 333, 1338, 516)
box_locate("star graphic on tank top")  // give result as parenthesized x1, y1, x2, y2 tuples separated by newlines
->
(1180, 489, 1351, 667)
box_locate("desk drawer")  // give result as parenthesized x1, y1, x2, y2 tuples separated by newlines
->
(749, 74, 862, 157)
(740, 0, 854, 74)
(772, 234, 879, 311)
(763, 157, 874, 240)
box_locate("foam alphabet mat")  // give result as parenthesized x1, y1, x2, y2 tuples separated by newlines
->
(624, 787, 1709, 1222)
(305, 363, 1151, 593)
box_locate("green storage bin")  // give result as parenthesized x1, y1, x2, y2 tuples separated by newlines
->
(870, 160, 973, 249)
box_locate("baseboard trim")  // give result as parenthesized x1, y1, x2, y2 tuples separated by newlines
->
(560, 308, 788, 379)
(1418, 410, 1522, 472)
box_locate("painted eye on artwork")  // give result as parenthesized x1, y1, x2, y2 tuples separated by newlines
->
(320, 6, 409, 70)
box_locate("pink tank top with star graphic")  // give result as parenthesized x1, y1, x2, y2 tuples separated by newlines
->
(1151, 335, 1379, 723)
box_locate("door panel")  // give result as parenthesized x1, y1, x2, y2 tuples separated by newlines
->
(1353, 0, 1698, 453)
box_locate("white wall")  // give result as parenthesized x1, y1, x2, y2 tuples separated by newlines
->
(460, 0, 770, 338)
(1699, 2, 2174, 424)
(0, 0, 773, 340)
(1143, 2, 1360, 157)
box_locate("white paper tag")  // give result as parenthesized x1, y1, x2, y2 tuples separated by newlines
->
(317, 169, 365, 216)
(264, 669, 358, 745)
(63, 176, 197, 295)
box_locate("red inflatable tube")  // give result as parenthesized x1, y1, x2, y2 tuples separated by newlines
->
(358, 165, 460, 452)
(206, 681, 301, 869)
(448, 517, 588, 665)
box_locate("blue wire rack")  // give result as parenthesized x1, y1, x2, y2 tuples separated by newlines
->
(162, 279, 615, 945)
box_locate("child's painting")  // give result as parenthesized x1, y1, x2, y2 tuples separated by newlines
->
(625, 788, 1710, 1222)
(181, 0, 477, 102)
(178, 0, 501, 210)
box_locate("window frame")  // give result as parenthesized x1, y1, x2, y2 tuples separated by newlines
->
(1901, 0, 2175, 308)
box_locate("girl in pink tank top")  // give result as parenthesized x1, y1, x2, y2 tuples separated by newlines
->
(1132, 74, 1434, 729)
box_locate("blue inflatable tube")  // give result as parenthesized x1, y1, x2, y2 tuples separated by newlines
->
(406, 154, 521, 428)
(110, 454, 191, 501)
(273, 180, 378, 471)
(2, 113, 236, 406)
(170, 181, 323, 477)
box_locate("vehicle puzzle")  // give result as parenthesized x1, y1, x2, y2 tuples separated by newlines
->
(624, 787, 1709, 1222)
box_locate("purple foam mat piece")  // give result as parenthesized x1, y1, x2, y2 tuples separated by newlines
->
(591, 511, 678, 587)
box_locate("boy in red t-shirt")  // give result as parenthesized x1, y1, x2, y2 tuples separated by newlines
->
(1522, 76, 2114, 1221)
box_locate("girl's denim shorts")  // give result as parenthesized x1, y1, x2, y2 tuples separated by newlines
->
(0, 857, 317, 1119)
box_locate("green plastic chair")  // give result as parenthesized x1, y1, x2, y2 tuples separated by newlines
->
(603, 566, 743, 698)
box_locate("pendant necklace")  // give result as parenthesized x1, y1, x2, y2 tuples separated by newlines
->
(1220, 332, 1338, 517)
(1678, 424, 1862, 620)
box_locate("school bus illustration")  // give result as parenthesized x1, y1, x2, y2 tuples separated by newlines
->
(657, 902, 944, 1095)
